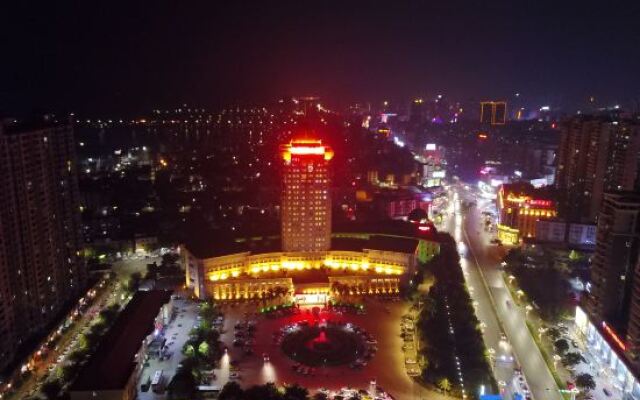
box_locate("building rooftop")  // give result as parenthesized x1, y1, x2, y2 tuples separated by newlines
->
(333, 220, 438, 240)
(70, 290, 172, 392)
(292, 270, 330, 285)
(331, 236, 419, 253)
(183, 220, 435, 260)
(184, 235, 281, 259)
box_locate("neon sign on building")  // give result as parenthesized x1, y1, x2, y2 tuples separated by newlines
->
(602, 321, 627, 351)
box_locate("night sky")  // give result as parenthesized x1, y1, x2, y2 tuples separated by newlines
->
(2, 1, 640, 115)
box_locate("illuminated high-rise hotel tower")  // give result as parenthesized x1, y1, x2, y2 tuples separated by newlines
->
(281, 138, 333, 252)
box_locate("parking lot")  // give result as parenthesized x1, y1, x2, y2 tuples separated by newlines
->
(210, 298, 447, 400)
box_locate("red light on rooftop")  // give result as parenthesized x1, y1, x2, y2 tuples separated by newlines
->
(282, 138, 334, 162)
(289, 146, 326, 155)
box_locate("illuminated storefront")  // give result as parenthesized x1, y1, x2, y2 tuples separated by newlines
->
(575, 307, 640, 400)
(496, 183, 556, 244)
(497, 224, 519, 245)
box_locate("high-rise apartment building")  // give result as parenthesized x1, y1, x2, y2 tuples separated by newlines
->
(586, 193, 640, 343)
(555, 116, 640, 223)
(280, 138, 333, 252)
(0, 118, 85, 371)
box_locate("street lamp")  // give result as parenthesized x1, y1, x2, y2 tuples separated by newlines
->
(487, 348, 495, 364)
(516, 289, 524, 299)
(538, 327, 547, 339)
(525, 305, 533, 316)
(508, 275, 515, 283)
(553, 354, 561, 368)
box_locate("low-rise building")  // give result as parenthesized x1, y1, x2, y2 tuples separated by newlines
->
(535, 219, 597, 248)
(69, 291, 172, 400)
(496, 183, 557, 245)
(183, 231, 439, 303)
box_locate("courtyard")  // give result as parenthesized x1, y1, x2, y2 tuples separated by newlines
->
(211, 298, 447, 400)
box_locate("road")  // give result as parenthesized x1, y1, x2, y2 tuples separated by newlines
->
(7, 276, 116, 399)
(443, 185, 562, 400)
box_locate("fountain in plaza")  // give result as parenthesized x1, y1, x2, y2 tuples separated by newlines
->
(281, 322, 369, 366)
(309, 326, 332, 351)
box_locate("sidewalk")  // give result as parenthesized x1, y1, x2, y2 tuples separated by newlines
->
(568, 325, 625, 400)
(505, 274, 627, 400)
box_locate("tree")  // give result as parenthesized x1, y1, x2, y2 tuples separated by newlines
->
(167, 366, 196, 400)
(183, 344, 195, 358)
(568, 250, 581, 261)
(554, 338, 569, 355)
(546, 327, 563, 341)
(198, 341, 210, 357)
(312, 393, 328, 400)
(56, 362, 79, 383)
(78, 333, 94, 351)
(284, 384, 309, 400)
(437, 377, 452, 395)
(40, 379, 63, 400)
(200, 300, 218, 321)
(219, 381, 244, 400)
(67, 350, 86, 364)
(244, 383, 282, 400)
(575, 373, 596, 392)
(98, 305, 119, 326)
(129, 272, 142, 291)
(562, 351, 585, 367)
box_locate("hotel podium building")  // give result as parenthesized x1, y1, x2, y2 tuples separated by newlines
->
(184, 138, 440, 303)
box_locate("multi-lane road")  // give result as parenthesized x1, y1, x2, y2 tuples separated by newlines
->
(441, 185, 562, 400)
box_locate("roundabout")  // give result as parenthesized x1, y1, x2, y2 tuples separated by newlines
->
(280, 321, 371, 367)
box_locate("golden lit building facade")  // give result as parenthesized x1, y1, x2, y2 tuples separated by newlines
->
(281, 139, 333, 252)
(183, 233, 439, 302)
(497, 183, 556, 245)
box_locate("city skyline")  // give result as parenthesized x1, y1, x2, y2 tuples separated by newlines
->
(3, 3, 640, 400)
(2, 1, 640, 115)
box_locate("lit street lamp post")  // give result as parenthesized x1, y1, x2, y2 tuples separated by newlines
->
(538, 327, 547, 340)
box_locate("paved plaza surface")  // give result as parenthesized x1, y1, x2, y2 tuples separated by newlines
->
(212, 300, 448, 400)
